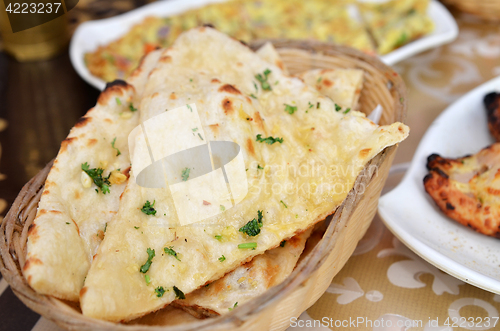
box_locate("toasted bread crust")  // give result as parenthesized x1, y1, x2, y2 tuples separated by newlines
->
(485, 92, 500, 142)
(424, 147, 500, 238)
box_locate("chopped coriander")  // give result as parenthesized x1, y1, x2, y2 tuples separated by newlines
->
(181, 167, 191, 181)
(228, 302, 238, 311)
(141, 200, 157, 216)
(104, 223, 107, 233)
(219, 255, 226, 262)
(198, 133, 204, 140)
(140, 248, 155, 273)
(400, 97, 404, 103)
(335, 104, 342, 112)
(238, 242, 257, 249)
(66, 222, 70, 225)
(145, 274, 151, 284)
(81, 162, 111, 194)
(257, 164, 264, 170)
(187, 104, 193, 112)
(239, 210, 263, 236)
(220, 205, 226, 211)
(478, 197, 484, 204)
(255, 69, 272, 91)
(215, 235, 223, 241)
(111, 137, 121, 156)
(253, 82, 258, 92)
(155, 286, 165, 297)
(190, 78, 193, 82)
(164, 246, 181, 261)
(115, 97, 121, 105)
(256, 134, 283, 145)
(343, 108, 351, 114)
(192, 127, 198, 132)
(284, 104, 297, 115)
(129, 103, 137, 112)
(396, 32, 408, 47)
(250, 94, 257, 99)
(317, 102, 321, 109)
(134, 226, 140, 229)
(280, 240, 286, 247)
(317, 76, 322, 83)
(173, 286, 185, 299)
(280, 200, 288, 208)
(275, 80, 279, 85)
(308, 102, 314, 109)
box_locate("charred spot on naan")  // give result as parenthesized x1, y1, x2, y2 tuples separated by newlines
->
(218, 84, 241, 95)
(222, 98, 234, 115)
(60, 137, 77, 153)
(23, 257, 43, 272)
(97, 80, 135, 106)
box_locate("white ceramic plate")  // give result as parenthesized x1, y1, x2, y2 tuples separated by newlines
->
(69, 0, 458, 90)
(379, 75, 500, 294)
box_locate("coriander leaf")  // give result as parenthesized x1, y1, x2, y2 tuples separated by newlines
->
(250, 94, 257, 99)
(255, 69, 272, 91)
(173, 286, 185, 299)
(308, 102, 314, 109)
(140, 248, 155, 273)
(181, 167, 190, 181)
(111, 137, 121, 156)
(257, 164, 264, 170)
(317, 76, 322, 83)
(104, 223, 107, 233)
(198, 133, 204, 140)
(219, 255, 226, 262)
(317, 102, 321, 109)
(238, 242, 257, 249)
(284, 104, 297, 115)
(192, 127, 198, 132)
(115, 97, 121, 105)
(256, 134, 283, 145)
(396, 32, 408, 47)
(81, 162, 111, 194)
(145, 274, 151, 284)
(343, 108, 351, 114)
(228, 302, 238, 311)
(187, 104, 193, 112)
(220, 205, 226, 211)
(155, 286, 165, 297)
(141, 200, 157, 216)
(134, 226, 140, 229)
(280, 240, 286, 247)
(215, 235, 222, 241)
(129, 103, 137, 112)
(280, 200, 288, 208)
(66, 222, 70, 225)
(335, 104, 342, 112)
(164, 246, 181, 261)
(239, 210, 263, 236)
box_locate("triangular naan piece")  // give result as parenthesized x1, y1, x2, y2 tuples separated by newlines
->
(81, 27, 408, 321)
(23, 50, 162, 301)
(297, 68, 364, 110)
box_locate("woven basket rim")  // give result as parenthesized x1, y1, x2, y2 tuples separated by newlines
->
(0, 39, 407, 330)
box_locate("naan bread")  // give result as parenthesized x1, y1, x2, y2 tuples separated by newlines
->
(176, 229, 311, 316)
(296, 68, 364, 110)
(23, 50, 162, 301)
(81, 27, 408, 321)
(181, 65, 363, 317)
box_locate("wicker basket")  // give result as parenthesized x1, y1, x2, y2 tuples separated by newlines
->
(0, 40, 407, 331)
(441, 0, 500, 21)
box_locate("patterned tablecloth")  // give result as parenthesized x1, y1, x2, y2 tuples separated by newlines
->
(1, 5, 500, 331)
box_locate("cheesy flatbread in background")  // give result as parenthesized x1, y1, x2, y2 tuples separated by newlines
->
(23, 50, 162, 301)
(359, 0, 434, 55)
(84, 0, 375, 83)
(80, 27, 408, 321)
(296, 68, 364, 110)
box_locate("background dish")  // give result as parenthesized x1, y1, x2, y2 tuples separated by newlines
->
(379, 75, 500, 294)
(69, 0, 458, 90)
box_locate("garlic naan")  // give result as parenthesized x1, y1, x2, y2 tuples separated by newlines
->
(81, 27, 408, 321)
(23, 50, 162, 301)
